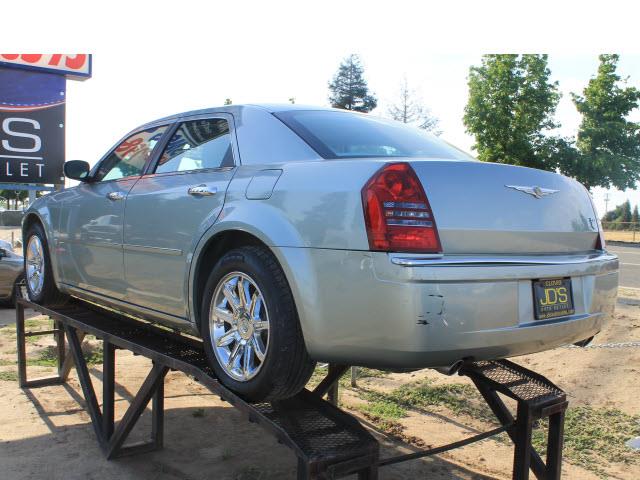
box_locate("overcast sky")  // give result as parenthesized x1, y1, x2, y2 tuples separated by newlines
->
(11, 0, 637, 216)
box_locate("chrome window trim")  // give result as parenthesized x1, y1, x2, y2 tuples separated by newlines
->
(147, 113, 240, 174)
(140, 165, 235, 180)
(72, 175, 143, 187)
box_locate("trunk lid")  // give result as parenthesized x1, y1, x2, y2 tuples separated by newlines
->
(409, 159, 599, 254)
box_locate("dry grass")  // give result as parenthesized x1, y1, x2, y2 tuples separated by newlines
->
(604, 230, 639, 243)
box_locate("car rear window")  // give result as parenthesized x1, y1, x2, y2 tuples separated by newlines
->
(274, 110, 474, 161)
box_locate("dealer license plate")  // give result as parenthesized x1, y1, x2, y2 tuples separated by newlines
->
(532, 278, 574, 320)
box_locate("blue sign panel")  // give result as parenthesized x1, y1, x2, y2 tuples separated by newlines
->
(0, 68, 65, 184)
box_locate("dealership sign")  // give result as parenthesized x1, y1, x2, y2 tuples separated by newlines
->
(0, 54, 91, 185)
(0, 69, 65, 183)
(0, 54, 91, 79)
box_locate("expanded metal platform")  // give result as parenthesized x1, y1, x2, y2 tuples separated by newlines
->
(16, 298, 568, 479)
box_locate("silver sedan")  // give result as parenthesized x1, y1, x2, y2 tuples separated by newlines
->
(22, 105, 618, 401)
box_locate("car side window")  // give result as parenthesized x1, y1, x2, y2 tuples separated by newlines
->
(94, 126, 168, 182)
(155, 118, 233, 174)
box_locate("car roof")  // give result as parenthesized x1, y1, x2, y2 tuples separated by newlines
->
(139, 103, 337, 129)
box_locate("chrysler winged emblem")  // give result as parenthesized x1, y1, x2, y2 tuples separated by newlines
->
(505, 185, 559, 199)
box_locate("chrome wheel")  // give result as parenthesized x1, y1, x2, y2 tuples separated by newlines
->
(209, 271, 270, 382)
(26, 235, 45, 297)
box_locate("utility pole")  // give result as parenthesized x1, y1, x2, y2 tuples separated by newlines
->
(604, 192, 610, 215)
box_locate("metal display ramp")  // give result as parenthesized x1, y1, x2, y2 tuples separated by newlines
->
(15, 298, 568, 479)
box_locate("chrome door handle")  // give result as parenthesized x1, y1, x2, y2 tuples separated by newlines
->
(188, 184, 217, 196)
(107, 192, 125, 201)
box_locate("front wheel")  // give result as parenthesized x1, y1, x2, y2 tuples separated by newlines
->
(24, 223, 68, 307)
(200, 246, 315, 402)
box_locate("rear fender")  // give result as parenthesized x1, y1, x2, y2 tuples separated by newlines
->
(188, 202, 306, 325)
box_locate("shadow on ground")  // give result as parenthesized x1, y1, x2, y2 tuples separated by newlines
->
(2, 380, 494, 480)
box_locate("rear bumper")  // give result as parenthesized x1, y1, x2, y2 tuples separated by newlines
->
(274, 247, 618, 368)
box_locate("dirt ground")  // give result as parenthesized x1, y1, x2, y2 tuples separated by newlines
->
(0, 291, 638, 479)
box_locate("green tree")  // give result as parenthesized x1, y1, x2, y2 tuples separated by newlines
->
(328, 54, 377, 112)
(224, 98, 232, 105)
(602, 206, 618, 222)
(565, 54, 640, 190)
(632, 205, 639, 225)
(387, 77, 441, 134)
(464, 54, 570, 171)
(621, 199, 633, 223)
(0, 189, 27, 210)
(603, 200, 634, 225)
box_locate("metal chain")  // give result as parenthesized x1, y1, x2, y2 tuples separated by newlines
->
(563, 341, 640, 349)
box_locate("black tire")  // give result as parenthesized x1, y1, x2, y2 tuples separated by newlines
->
(24, 222, 68, 307)
(200, 246, 315, 402)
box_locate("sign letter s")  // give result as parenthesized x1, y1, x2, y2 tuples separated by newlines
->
(2, 118, 42, 153)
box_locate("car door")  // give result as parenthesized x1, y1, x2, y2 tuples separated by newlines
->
(58, 125, 169, 299)
(123, 114, 237, 318)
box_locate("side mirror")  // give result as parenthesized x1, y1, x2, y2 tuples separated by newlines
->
(64, 160, 92, 181)
(0, 249, 6, 258)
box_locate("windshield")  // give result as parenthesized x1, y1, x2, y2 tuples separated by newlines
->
(274, 110, 474, 161)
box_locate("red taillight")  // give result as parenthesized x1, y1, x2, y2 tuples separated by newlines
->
(584, 186, 606, 250)
(361, 162, 442, 253)
(595, 220, 606, 250)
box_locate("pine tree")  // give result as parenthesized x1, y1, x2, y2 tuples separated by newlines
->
(604, 201, 626, 222)
(328, 54, 377, 112)
(621, 200, 633, 223)
(632, 205, 639, 225)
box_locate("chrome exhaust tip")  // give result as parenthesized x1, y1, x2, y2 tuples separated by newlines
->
(573, 335, 595, 348)
(433, 359, 464, 376)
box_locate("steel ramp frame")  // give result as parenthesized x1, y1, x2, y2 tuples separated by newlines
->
(16, 298, 568, 479)
(15, 298, 378, 478)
